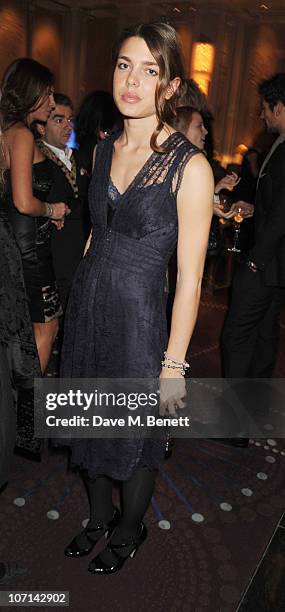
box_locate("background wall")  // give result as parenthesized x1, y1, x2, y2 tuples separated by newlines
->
(0, 1, 27, 71)
(1, 0, 285, 164)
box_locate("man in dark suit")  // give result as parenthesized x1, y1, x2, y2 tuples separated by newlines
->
(223, 73, 285, 380)
(36, 93, 90, 310)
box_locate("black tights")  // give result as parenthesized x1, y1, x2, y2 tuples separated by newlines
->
(84, 467, 157, 540)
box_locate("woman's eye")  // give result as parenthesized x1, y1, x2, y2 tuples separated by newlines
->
(118, 62, 129, 70)
(146, 68, 158, 76)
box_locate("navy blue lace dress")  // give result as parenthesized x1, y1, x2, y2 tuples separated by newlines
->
(61, 132, 199, 480)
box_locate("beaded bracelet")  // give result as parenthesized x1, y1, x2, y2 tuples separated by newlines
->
(163, 352, 189, 369)
(161, 362, 187, 376)
(161, 352, 190, 377)
(44, 202, 53, 218)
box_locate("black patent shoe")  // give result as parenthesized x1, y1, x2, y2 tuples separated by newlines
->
(64, 508, 120, 558)
(231, 437, 249, 448)
(88, 523, 147, 575)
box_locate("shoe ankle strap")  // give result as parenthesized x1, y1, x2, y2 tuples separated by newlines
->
(108, 523, 145, 549)
(109, 540, 136, 549)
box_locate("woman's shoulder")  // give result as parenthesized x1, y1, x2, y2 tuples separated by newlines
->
(163, 130, 201, 159)
(168, 131, 204, 170)
(5, 122, 31, 136)
(180, 147, 213, 195)
(172, 130, 200, 152)
(5, 123, 34, 147)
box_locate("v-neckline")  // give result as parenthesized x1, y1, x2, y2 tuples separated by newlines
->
(109, 131, 177, 199)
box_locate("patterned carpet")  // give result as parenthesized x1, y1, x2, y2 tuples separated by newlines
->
(1, 288, 285, 612)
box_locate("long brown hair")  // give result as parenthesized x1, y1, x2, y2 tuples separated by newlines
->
(0, 58, 54, 131)
(113, 22, 186, 152)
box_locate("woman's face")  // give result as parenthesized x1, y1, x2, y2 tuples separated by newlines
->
(28, 87, 55, 124)
(186, 112, 208, 150)
(113, 36, 159, 119)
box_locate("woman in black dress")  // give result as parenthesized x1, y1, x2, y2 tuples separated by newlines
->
(62, 22, 214, 574)
(0, 58, 68, 373)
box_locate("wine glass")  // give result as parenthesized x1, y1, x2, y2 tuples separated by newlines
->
(227, 207, 244, 253)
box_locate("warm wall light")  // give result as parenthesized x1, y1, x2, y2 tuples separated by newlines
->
(234, 143, 248, 164)
(218, 144, 249, 168)
(191, 42, 215, 95)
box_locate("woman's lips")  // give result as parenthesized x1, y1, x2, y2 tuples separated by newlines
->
(121, 94, 141, 103)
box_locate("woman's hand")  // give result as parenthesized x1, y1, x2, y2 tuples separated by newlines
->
(50, 203, 71, 230)
(51, 202, 70, 220)
(51, 219, 65, 230)
(215, 172, 240, 193)
(159, 368, 186, 417)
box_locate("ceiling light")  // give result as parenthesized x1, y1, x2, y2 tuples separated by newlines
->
(173, 7, 181, 12)
(260, 3, 269, 9)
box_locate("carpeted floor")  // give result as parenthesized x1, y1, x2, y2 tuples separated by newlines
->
(1, 288, 285, 612)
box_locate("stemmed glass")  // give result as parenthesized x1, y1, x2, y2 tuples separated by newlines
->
(227, 207, 244, 253)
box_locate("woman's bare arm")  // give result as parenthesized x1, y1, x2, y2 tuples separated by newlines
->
(165, 153, 214, 365)
(7, 125, 66, 219)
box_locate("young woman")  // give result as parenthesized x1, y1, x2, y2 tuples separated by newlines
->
(0, 58, 69, 373)
(62, 22, 214, 574)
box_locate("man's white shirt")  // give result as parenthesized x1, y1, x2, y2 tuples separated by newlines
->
(43, 141, 73, 171)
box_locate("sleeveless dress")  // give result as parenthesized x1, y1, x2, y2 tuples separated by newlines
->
(0, 199, 41, 459)
(61, 132, 199, 480)
(4, 159, 62, 323)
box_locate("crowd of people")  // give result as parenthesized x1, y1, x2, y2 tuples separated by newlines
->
(0, 20, 284, 580)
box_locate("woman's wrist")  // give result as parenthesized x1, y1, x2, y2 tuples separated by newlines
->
(160, 366, 184, 378)
(161, 352, 189, 377)
(43, 202, 53, 218)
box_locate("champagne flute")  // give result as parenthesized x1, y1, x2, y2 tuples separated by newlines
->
(227, 207, 244, 252)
